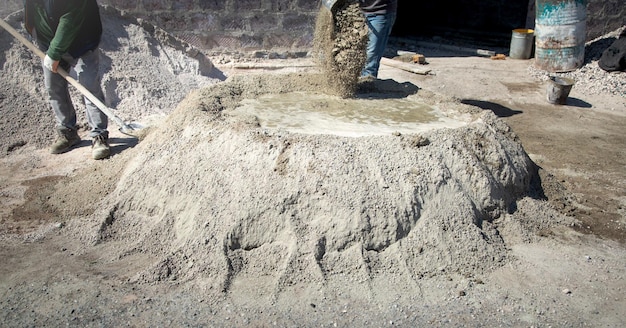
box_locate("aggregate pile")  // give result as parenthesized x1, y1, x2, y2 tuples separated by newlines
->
(54, 72, 567, 305)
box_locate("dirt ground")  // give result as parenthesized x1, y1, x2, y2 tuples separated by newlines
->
(1, 7, 626, 327)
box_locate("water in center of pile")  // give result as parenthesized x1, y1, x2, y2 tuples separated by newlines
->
(233, 92, 467, 137)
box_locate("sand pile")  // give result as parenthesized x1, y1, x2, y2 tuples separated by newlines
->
(2, 2, 572, 312)
(0, 6, 220, 157)
(44, 71, 568, 307)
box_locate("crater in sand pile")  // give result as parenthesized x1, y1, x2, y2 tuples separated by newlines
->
(232, 92, 468, 137)
(74, 72, 558, 298)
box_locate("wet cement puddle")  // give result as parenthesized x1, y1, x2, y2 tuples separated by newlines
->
(233, 92, 467, 137)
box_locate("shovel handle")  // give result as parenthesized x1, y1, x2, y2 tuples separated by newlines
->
(0, 18, 129, 130)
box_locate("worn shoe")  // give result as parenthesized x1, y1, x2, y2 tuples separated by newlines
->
(92, 134, 111, 160)
(358, 75, 376, 83)
(50, 128, 81, 154)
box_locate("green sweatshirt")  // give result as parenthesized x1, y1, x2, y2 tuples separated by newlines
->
(24, 0, 102, 61)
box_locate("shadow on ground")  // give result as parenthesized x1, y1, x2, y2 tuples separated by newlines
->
(461, 99, 523, 117)
(356, 78, 420, 99)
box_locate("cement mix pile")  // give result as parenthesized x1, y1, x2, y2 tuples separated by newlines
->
(2, 2, 571, 313)
(50, 72, 568, 307)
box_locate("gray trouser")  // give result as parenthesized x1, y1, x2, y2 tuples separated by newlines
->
(43, 50, 108, 138)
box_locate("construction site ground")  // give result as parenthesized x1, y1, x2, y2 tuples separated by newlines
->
(1, 20, 625, 326)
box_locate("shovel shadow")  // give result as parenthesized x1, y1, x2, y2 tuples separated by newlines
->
(109, 137, 139, 154)
(461, 99, 523, 117)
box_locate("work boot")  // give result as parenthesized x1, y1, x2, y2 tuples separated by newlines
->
(92, 134, 111, 160)
(50, 127, 81, 154)
(358, 75, 376, 83)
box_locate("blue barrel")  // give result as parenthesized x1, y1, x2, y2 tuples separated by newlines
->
(535, 0, 587, 72)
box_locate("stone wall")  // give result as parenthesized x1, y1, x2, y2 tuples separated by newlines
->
(1, 0, 23, 18)
(2, 1, 623, 50)
(95, 0, 622, 51)
(98, 0, 320, 51)
(586, 0, 625, 40)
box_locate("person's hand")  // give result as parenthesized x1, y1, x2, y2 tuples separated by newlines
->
(43, 54, 60, 73)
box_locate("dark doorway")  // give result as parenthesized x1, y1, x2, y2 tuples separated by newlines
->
(393, 0, 531, 48)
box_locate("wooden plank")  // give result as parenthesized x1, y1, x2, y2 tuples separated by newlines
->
(380, 57, 432, 75)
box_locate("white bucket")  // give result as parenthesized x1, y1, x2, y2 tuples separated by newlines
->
(509, 29, 534, 59)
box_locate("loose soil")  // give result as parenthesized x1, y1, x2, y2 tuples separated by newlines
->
(1, 6, 625, 328)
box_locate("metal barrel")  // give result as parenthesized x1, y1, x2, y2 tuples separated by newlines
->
(509, 29, 535, 59)
(534, 0, 587, 72)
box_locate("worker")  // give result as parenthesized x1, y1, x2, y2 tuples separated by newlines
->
(360, 0, 398, 79)
(23, 0, 110, 160)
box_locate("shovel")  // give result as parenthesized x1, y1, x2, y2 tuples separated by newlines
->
(0, 18, 143, 137)
(321, 0, 343, 13)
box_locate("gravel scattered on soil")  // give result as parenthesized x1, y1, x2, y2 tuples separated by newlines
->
(383, 26, 625, 98)
(527, 26, 626, 97)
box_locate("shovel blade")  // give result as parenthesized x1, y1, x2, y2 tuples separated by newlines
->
(119, 122, 145, 137)
(321, 0, 340, 11)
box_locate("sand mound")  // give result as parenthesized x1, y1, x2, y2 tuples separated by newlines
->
(47, 72, 569, 306)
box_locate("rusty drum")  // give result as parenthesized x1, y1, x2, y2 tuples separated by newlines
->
(535, 0, 587, 72)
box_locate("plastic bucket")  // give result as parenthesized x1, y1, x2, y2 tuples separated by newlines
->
(546, 76, 575, 104)
(509, 29, 534, 59)
(535, 0, 587, 72)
